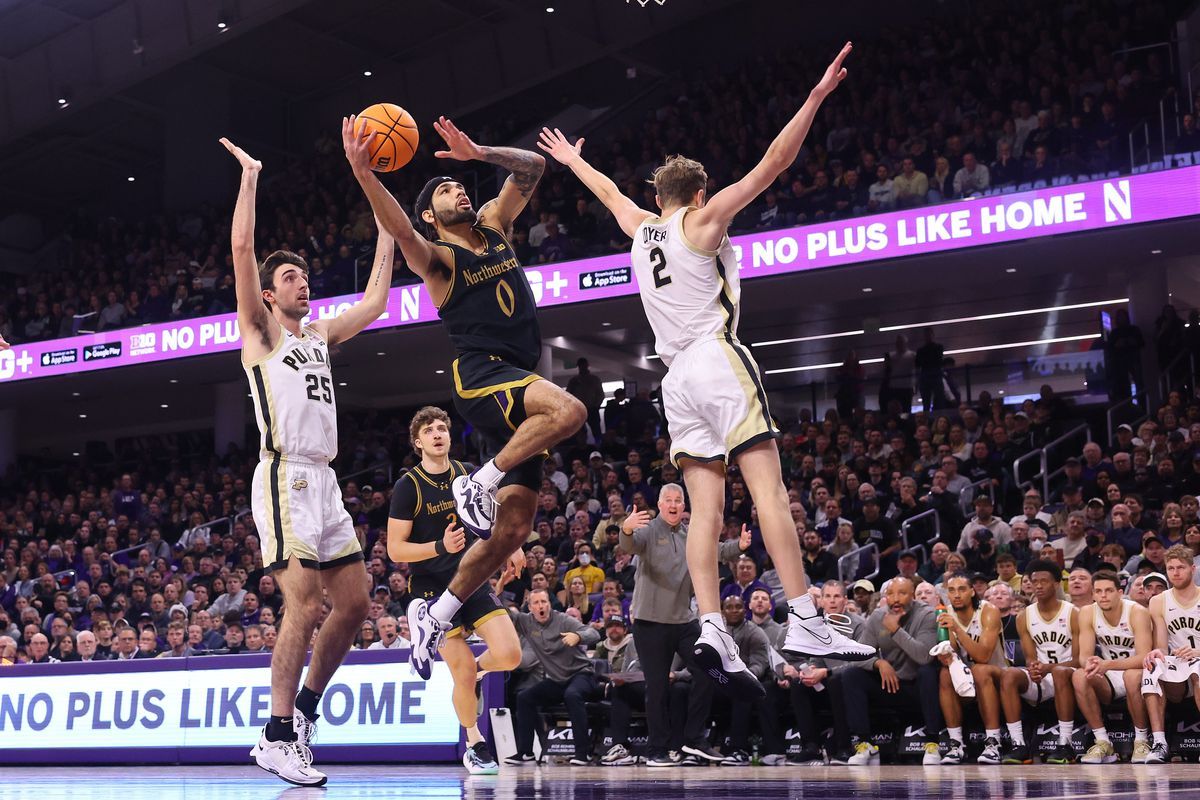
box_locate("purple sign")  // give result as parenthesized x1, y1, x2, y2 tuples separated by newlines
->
(1, 166, 1193, 384)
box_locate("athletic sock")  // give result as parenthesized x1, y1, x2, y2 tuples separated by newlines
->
(295, 686, 322, 721)
(947, 726, 964, 743)
(465, 724, 483, 746)
(1058, 720, 1074, 744)
(1153, 731, 1168, 747)
(700, 612, 724, 631)
(788, 593, 819, 620)
(1134, 726, 1150, 743)
(430, 590, 463, 625)
(1093, 726, 1109, 745)
(1007, 722, 1026, 746)
(265, 714, 296, 742)
(474, 459, 505, 491)
(985, 728, 1001, 741)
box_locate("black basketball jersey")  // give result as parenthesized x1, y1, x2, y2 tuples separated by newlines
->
(388, 460, 476, 578)
(435, 224, 542, 371)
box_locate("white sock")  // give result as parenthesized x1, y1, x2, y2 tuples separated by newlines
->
(788, 594, 818, 620)
(1135, 726, 1149, 743)
(1058, 720, 1073, 744)
(1093, 726, 1109, 744)
(430, 591, 463, 625)
(700, 612, 724, 631)
(947, 726, 963, 743)
(1007, 722, 1025, 746)
(985, 728, 1001, 741)
(474, 459, 504, 491)
(1153, 731, 1168, 747)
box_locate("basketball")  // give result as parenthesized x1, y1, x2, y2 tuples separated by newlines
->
(356, 102, 419, 172)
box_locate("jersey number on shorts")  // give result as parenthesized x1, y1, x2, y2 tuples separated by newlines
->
(305, 374, 333, 404)
(648, 246, 671, 288)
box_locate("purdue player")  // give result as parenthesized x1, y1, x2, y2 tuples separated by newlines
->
(998, 559, 1080, 765)
(221, 137, 395, 786)
(537, 43, 872, 695)
(1141, 544, 1200, 764)
(936, 573, 1006, 765)
(344, 117, 583, 681)
(387, 406, 522, 775)
(1072, 570, 1152, 764)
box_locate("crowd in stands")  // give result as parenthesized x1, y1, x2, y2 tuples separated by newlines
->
(0, 0, 1186, 348)
(3, 303, 1200, 763)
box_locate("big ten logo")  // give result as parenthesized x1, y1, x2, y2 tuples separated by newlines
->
(524, 270, 567, 304)
(130, 332, 157, 356)
(0, 349, 33, 379)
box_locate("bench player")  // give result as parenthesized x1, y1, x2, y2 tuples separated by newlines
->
(1072, 569, 1152, 763)
(537, 43, 872, 695)
(1142, 544, 1200, 764)
(343, 116, 585, 680)
(222, 137, 394, 786)
(387, 406, 523, 774)
(935, 572, 1006, 764)
(998, 559, 1080, 764)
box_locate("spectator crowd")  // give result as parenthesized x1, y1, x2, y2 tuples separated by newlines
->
(0, 0, 1186, 347)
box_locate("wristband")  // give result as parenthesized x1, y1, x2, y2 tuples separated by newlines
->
(435, 539, 448, 556)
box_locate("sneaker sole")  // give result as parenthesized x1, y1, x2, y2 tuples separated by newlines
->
(692, 643, 766, 698)
(646, 761, 679, 768)
(1001, 759, 1033, 765)
(453, 478, 494, 540)
(681, 745, 725, 762)
(782, 643, 875, 662)
(1080, 756, 1117, 764)
(406, 600, 435, 680)
(975, 757, 1000, 765)
(254, 762, 328, 787)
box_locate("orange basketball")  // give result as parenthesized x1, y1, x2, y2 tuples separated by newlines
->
(356, 103, 419, 172)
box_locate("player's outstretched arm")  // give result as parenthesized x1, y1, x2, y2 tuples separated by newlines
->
(689, 42, 853, 247)
(343, 116, 438, 280)
(311, 219, 395, 346)
(432, 116, 544, 233)
(219, 138, 276, 355)
(538, 127, 653, 239)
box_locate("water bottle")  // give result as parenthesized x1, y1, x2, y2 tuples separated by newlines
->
(936, 604, 950, 642)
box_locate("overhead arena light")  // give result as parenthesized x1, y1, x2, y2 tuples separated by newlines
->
(753, 329, 865, 348)
(765, 357, 885, 376)
(879, 298, 1128, 332)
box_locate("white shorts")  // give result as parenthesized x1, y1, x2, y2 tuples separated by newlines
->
(1019, 668, 1057, 704)
(1159, 655, 1197, 685)
(252, 456, 362, 572)
(662, 336, 779, 467)
(1103, 670, 1128, 701)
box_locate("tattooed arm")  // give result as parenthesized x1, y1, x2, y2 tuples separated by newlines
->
(310, 219, 395, 346)
(432, 115, 545, 234)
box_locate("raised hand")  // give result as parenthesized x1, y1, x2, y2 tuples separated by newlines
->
(622, 509, 651, 534)
(813, 41, 853, 99)
(537, 127, 585, 166)
(739, 524, 753, 551)
(433, 116, 484, 162)
(342, 116, 375, 173)
(219, 138, 261, 173)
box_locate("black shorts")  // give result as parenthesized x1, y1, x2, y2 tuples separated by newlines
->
(410, 572, 507, 637)
(450, 350, 547, 491)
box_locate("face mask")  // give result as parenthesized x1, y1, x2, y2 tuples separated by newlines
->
(579, 554, 591, 566)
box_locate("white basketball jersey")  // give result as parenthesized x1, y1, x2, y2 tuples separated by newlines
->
(1025, 601, 1073, 665)
(243, 324, 338, 462)
(1163, 587, 1200, 654)
(951, 602, 1006, 667)
(1094, 599, 1137, 660)
(630, 206, 741, 367)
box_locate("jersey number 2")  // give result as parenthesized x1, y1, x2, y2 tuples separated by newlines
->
(649, 247, 671, 288)
(306, 374, 332, 404)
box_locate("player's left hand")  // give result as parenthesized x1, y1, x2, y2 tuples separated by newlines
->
(0, 334, 9, 351)
(433, 116, 484, 161)
(537, 127, 585, 166)
(560, 631, 581, 648)
(813, 41, 852, 99)
(738, 524, 752, 551)
(1084, 655, 1104, 678)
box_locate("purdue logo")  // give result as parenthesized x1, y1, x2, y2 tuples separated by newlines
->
(292, 479, 309, 490)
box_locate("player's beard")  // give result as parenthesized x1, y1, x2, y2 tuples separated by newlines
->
(278, 299, 308, 321)
(436, 206, 478, 228)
